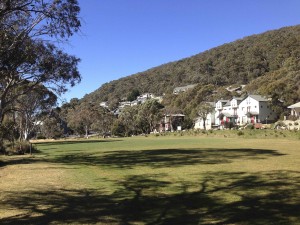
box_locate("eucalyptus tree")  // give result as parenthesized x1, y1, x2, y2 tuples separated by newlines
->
(197, 102, 215, 130)
(0, 0, 81, 147)
(67, 102, 96, 138)
(138, 99, 163, 134)
(118, 106, 139, 136)
(15, 84, 57, 141)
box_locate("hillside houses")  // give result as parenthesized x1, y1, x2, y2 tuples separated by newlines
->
(195, 95, 278, 130)
(173, 84, 197, 94)
(101, 93, 163, 116)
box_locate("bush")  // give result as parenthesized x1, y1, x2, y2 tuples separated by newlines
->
(7, 141, 36, 155)
(224, 121, 235, 129)
(245, 124, 254, 130)
(237, 131, 244, 136)
(36, 135, 46, 140)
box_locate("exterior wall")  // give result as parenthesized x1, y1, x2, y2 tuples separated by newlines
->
(215, 100, 229, 126)
(215, 110, 222, 126)
(194, 112, 215, 130)
(257, 102, 277, 123)
(238, 96, 277, 124)
(290, 108, 300, 118)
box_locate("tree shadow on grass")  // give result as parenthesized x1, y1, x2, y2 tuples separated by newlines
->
(1, 171, 299, 225)
(51, 148, 285, 169)
(0, 156, 40, 168)
(34, 139, 122, 146)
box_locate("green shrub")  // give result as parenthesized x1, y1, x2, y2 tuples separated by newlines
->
(36, 135, 46, 140)
(237, 131, 244, 136)
(8, 141, 36, 155)
(245, 124, 254, 130)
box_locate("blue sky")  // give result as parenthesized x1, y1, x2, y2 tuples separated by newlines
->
(61, 0, 300, 103)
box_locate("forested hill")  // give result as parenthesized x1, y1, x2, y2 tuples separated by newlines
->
(83, 25, 300, 106)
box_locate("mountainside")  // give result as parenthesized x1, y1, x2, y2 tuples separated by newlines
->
(83, 25, 300, 110)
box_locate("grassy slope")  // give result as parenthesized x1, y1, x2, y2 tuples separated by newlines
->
(0, 135, 299, 224)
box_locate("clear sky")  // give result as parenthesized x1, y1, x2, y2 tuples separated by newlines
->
(61, 0, 300, 103)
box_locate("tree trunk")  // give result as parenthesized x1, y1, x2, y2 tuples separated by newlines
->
(85, 125, 89, 139)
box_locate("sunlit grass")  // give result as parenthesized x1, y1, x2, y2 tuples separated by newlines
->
(0, 135, 299, 224)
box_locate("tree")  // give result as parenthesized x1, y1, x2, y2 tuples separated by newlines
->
(118, 106, 139, 136)
(127, 89, 140, 102)
(0, 0, 81, 148)
(15, 84, 57, 141)
(67, 102, 94, 138)
(91, 108, 114, 137)
(40, 116, 64, 139)
(138, 99, 163, 134)
(197, 102, 215, 130)
(67, 102, 109, 138)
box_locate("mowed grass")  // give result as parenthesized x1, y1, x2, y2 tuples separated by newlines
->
(0, 136, 299, 224)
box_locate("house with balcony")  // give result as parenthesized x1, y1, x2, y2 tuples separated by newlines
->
(238, 95, 277, 125)
(215, 100, 230, 127)
(157, 114, 185, 132)
(196, 95, 278, 130)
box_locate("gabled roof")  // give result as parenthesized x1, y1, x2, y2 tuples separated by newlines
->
(288, 102, 300, 108)
(248, 95, 268, 102)
(217, 100, 230, 105)
(224, 101, 231, 107)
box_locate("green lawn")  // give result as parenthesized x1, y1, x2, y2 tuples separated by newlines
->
(0, 136, 299, 224)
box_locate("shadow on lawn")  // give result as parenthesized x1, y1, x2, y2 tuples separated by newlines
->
(52, 148, 285, 168)
(0, 147, 285, 169)
(1, 171, 299, 225)
(34, 139, 122, 146)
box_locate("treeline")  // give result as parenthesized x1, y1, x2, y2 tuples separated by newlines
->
(0, 0, 81, 153)
(83, 25, 300, 116)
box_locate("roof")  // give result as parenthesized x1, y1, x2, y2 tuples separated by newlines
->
(218, 112, 236, 118)
(217, 100, 230, 106)
(288, 102, 300, 108)
(224, 101, 231, 107)
(249, 95, 268, 102)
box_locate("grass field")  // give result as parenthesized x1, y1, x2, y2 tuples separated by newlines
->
(0, 135, 300, 224)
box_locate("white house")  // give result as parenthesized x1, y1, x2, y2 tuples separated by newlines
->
(288, 102, 300, 119)
(215, 100, 230, 126)
(221, 97, 244, 125)
(238, 95, 277, 124)
(100, 102, 109, 108)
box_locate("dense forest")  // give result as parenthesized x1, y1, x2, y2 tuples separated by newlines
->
(83, 25, 300, 111)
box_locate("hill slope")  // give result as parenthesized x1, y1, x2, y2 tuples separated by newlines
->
(83, 25, 300, 110)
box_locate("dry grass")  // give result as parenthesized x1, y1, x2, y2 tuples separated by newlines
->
(0, 136, 299, 224)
